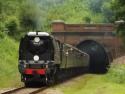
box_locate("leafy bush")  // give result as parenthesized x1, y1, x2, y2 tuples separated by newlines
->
(5, 16, 19, 36)
(0, 32, 6, 40)
(106, 63, 125, 84)
(0, 22, 5, 32)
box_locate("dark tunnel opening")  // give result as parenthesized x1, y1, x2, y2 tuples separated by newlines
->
(77, 40, 109, 73)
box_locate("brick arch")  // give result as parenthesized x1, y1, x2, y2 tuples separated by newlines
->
(51, 21, 124, 59)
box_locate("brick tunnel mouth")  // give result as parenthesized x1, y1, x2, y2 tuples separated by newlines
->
(77, 40, 109, 73)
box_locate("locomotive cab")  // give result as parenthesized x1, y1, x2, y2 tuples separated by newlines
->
(18, 32, 60, 85)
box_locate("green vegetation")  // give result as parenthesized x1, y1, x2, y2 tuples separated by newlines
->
(0, 0, 124, 38)
(111, 0, 125, 43)
(0, 0, 125, 90)
(47, 0, 114, 24)
(55, 63, 125, 94)
(106, 63, 125, 84)
(0, 32, 21, 88)
(57, 74, 125, 94)
(0, 0, 114, 37)
(111, 0, 125, 20)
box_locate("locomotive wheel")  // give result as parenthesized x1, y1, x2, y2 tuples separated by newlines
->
(45, 74, 55, 86)
(46, 72, 55, 85)
(46, 67, 59, 85)
(24, 82, 32, 87)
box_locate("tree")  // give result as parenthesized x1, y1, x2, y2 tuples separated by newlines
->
(111, 0, 125, 43)
(0, 0, 114, 39)
(112, 0, 125, 20)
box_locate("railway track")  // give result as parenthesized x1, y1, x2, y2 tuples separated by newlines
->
(1, 86, 47, 94)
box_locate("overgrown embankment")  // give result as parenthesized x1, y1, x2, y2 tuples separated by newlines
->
(49, 57, 125, 94)
(0, 32, 21, 88)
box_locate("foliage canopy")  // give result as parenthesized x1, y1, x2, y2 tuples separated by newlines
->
(0, 0, 115, 40)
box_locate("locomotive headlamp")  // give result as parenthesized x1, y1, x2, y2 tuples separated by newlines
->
(34, 37, 40, 43)
(33, 55, 39, 61)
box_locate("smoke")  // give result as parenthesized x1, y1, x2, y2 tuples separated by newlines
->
(22, 0, 65, 31)
(20, 0, 44, 31)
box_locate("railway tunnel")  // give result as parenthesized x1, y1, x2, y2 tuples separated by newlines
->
(51, 21, 123, 73)
(77, 40, 110, 73)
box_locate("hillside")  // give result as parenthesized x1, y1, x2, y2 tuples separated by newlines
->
(0, 32, 21, 88)
(0, 0, 113, 36)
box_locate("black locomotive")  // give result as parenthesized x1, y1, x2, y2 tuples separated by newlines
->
(18, 32, 89, 86)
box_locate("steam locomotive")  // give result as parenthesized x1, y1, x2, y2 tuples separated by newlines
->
(18, 32, 89, 86)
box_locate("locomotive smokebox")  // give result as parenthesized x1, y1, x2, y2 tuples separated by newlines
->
(77, 40, 109, 73)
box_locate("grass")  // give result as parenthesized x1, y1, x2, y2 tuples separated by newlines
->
(55, 74, 125, 94)
(0, 32, 21, 88)
(106, 63, 125, 84)
(53, 63, 125, 94)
